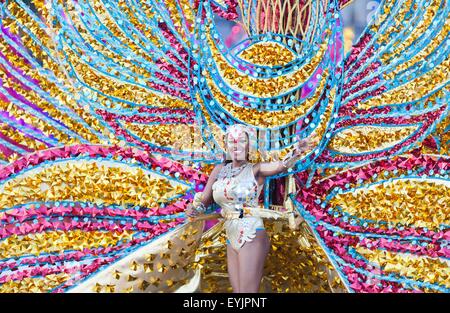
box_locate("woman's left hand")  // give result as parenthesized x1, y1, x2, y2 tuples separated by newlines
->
(293, 134, 320, 156)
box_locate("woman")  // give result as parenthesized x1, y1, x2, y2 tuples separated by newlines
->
(187, 125, 317, 292)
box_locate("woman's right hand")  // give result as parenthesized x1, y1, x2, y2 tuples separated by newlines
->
(185, 203, 199, 218)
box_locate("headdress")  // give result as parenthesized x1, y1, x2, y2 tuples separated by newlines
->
(223, 124, 259, 162)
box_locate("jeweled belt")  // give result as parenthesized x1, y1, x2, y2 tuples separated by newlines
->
(195, 206, 293, 221)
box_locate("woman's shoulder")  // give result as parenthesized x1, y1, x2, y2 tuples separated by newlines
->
(216, 162, 227, 169)
(211, 162, 226, 175)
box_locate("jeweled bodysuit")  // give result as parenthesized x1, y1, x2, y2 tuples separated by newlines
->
(212, 163, 265, 251)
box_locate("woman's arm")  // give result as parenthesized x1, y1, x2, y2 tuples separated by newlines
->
(186, 163, 224, 217)
(254, 136, 318, 178)
(253, 161, 287, 178)
(198, 163, 224, 208)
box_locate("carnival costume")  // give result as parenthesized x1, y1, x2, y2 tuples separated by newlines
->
(212, 162, 265, 251)
(0, 0, 448, 293)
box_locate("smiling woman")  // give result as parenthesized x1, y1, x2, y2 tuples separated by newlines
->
(186, 124, 317, 292)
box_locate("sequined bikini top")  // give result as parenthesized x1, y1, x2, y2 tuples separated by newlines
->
(212, 163, 263, 211)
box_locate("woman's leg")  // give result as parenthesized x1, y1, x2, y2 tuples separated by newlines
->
(227, 242, 240, 293)
(237, 230, 270, 293)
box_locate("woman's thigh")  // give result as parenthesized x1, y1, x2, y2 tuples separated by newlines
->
(227, 242, 240, 292)
(237, 230, 270, 292)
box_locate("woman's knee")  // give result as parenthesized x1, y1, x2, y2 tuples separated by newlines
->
(239, 281, 260, 293)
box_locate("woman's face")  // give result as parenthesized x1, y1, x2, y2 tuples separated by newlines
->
(226, 129, 249, 161)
